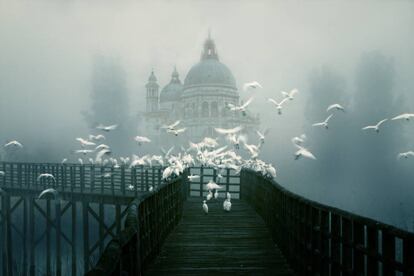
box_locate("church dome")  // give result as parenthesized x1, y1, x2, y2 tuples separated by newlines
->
(160, 67, 183, 102)
(184, 35, 236, 89)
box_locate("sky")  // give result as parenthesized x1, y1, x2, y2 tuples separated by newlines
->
(1, 0, 414, 229)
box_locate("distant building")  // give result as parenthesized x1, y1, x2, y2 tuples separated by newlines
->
(143, 34, 260, 144)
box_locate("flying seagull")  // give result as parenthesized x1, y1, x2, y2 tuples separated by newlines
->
(227, 97, 254, 116)
(167, 128, 187, 136)
(391, 113, 414, 121)
(134, 136, 151, 145)
(397, 151, 414, 160)
(37, 173, 56, 183)
(362, 119, 388, 133)
(243, 81, 262, 91)
(281, 88, 298, 101)
(76, 138, 95, 147)
(96, 124, 118, 132)
(327, 104, 345, 112)
(4, 140, 23, 148)
(268, 98, 289, 115)
(162, 120, 181, 131)
(294, 146, 316, 160)
(215, 126, 243, 135)
(312, 114, 334, 129)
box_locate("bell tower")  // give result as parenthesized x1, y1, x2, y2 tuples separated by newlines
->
(146, 70, 159, 112)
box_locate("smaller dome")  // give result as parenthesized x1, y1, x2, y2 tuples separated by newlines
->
(160, 67, 183, 102)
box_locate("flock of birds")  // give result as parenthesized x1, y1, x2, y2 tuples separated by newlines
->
(1, 81, 414, 212)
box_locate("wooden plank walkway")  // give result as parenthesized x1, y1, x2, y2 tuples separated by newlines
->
(145, 198, 293, 276)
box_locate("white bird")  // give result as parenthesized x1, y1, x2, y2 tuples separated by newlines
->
(0, 171, 5, 177)
(74, 149, 94, 155)
(202, 200, 208, 214)
(38, 188, 59, 200)
(281, 88, 298, 100)
(78, 158, 84, 165)
(95, 149, 111, 163)
(295, 146, 316, 160)
(397, 151, 414, 159)
(149, 185, 154, 192)
(89, 134, 105, 141)
(95, 144, 110, 151)
(268, 98, 289, 115)
(327, 104, 345, 112)
(127, 184, 135, 191)
(206, 190, 213, 201)
(61, 158, 67, 164)
(162, 120, 181, 131)
(167, 128, 186, 136)
(243, 81, 263, 91)
(214, 190, 219, 199)
(96, 124, 118, 132)
(4, 140, 23, 148)
(215, 126, 243, 135)
(227, 97, 254, 116)
(187, 174, 200, 181)
(312, 114, 334, 129)
(291, 134, 307, 146)
(256, 129, 270, 144)
(134, 136, 151, 145)
(37, 173, 56, 183)
(206, 180, 222, 190)
(161, 146, 175, 158)
(226, 192, 231, 200)
(223, 199, 232, 212)
(76, 138, 95, 147)
(391, 113, 414, 121)
(362, 119, 388, 133)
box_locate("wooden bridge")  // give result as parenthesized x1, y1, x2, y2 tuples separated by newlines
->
(1, 162, 414, 275)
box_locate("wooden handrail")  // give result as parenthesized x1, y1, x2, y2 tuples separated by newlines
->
(240, 169, 414, 275)
(85, 175, 185, 275)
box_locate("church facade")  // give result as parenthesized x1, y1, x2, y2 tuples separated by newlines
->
(143, 34, 260, 144)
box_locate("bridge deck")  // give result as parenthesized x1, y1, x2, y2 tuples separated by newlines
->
(145, 197, 293, 276)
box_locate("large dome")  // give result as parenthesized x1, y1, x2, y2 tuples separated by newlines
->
(183, 35, 236, 89)
(184, 59, 236, 89)
(160, 68, 183, 102)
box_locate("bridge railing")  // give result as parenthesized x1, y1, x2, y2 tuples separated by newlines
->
(186, 166, 240, 199)
(85, 174, 185, 276)
(241, 169, 414, 275)
(0, 162, 163, 196)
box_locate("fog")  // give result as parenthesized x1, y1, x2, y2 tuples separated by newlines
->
(1, 0, 414, 229)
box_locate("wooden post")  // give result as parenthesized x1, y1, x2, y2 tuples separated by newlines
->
(46, 199, 51, 276)
(22, 197, 28, 276)
(99, 203, 105, 255)
(72, 202, 77, 276)
(366, 226, 378, 275)
(121, 166, 125, 196)
(382, 230, 396, 275)
(83, 201, 90, 273)
(55, 199, 62, 276)
(29, 198, 35, 276)
(353, 221, 365, 274)
(199, 166, 204, 197)
(403, 237, 414, 274)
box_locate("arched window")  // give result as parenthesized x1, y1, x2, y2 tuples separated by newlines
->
(202, 102, 209, 117)
(211, 102, 218, 117)
(192, 103, 198, 117)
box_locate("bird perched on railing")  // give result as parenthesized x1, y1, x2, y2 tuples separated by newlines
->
(223, 198, 231, 212)
(206, 190, 213, 201)
(202, 200, 208, 214)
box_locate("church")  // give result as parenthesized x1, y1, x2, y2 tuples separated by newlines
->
(143, 34, 260, 144)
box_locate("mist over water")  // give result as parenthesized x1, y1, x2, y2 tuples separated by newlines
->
(1, 0, 413, 229)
